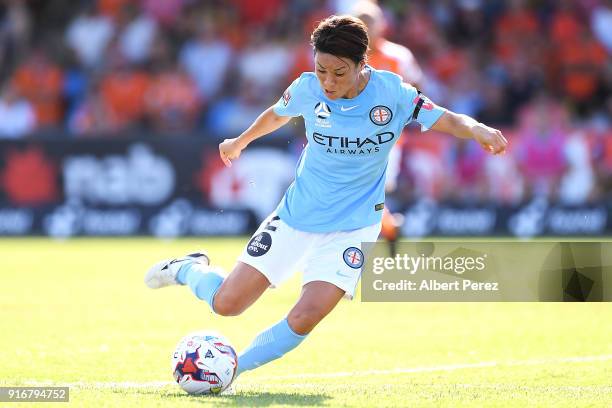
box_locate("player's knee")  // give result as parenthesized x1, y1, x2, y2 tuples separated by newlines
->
(287, 308, 326, 335)
(212, 291, 245, 316)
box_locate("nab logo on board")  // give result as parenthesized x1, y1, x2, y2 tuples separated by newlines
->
(63, 144, 175, 205)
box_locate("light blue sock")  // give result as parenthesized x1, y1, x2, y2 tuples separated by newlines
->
(237, 318, 306, 375)
(176, 262, 224, 312)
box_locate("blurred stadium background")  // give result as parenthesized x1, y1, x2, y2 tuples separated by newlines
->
(0, 0, 611, 238)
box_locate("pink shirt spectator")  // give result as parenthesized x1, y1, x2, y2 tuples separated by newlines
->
(140, 0, 183, 27)
(455, 140, 486, 188)
(516, 98, 568, 196)
(519, 130, 566, 179)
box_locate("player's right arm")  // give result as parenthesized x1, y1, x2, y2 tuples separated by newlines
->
(219, 75, 306, 167)
(219, 106, 290, 167)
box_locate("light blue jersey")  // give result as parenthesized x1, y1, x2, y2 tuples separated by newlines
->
(273, 67, 445, 232)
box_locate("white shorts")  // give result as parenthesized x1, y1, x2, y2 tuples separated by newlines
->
(238, 213, 381, 299)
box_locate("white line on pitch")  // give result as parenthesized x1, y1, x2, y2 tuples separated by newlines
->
(18, 354, 612, 389)
(257, 354, 612, 380)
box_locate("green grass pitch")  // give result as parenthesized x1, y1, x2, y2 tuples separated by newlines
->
(1, 238, 611, 407)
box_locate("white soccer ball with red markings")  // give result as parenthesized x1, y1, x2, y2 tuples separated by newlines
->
(171, 331, 238, 395)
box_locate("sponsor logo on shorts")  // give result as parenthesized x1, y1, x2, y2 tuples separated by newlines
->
(247, 232, 272, 257)
(343, 247, 364, 269)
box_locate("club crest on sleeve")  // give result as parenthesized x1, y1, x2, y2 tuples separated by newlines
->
(369, 105, 392, 126)
(247, 232, 272, 257)
(282, 89, 291, 106)
(343, 247, 364, 269)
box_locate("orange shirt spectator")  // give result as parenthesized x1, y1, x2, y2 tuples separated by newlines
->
(557, 31, 607, 101)
(287, 45, 313, 86)
(100, 69, 150, 127)
(98, 0, 130, 20)
(430, 46, 467, 83)
(550, 9, 583, 44)
(229, 0, 283, 26)
(495, 7, 538, 63)
(352, 0, 423, 84)
(12, 52, 63, 127)
(145, 68, 201, 132)
(69, 89, 122, 136)
(368, 38, 424, 87)
(287, 8, 332, 81)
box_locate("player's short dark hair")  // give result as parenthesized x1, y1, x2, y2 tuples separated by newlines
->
(310, 15, 369, 65)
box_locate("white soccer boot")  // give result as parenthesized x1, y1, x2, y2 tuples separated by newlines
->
(144, 251, 210, 289)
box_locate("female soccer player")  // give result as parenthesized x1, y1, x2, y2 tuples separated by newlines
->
(145, 15, 507, 376)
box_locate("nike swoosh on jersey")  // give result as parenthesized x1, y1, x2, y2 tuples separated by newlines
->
(340, 105, 359, 111)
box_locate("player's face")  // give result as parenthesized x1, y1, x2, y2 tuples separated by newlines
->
(314, 52, 364, 99)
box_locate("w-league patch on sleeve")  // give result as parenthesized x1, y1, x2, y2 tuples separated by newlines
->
(282, 89, 291, 106)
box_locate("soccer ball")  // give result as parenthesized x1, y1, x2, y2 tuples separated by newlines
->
(171, 331, 238, 395)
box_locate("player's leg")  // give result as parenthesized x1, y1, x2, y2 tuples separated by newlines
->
(145, 213, 305, 316)
(236, 222, 381, 375)
(237, 280, 345, 374)
(287, 280, 345, 334)
(212, 262, 270, 316)
(178, 259, 271, 315)
(144, 252, 268, 314)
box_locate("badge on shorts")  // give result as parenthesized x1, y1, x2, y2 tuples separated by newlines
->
(247, 232, 272, 257)
(343, 247, 364, 269)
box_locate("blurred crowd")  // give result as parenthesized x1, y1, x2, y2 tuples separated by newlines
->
(0, 0, 610, 204)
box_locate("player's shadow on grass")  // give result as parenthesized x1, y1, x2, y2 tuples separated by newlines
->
(117, 389, 331, 406)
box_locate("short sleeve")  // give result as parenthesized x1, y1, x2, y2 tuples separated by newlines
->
(273, 76, 305, 117)
(400, 82, 446, 131)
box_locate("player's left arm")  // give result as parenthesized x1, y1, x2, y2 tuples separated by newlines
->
(431, 111, 508, 155)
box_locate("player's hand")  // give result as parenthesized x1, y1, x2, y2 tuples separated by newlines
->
(219, 138, 246, 167)
(473, 124, 507, 155)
